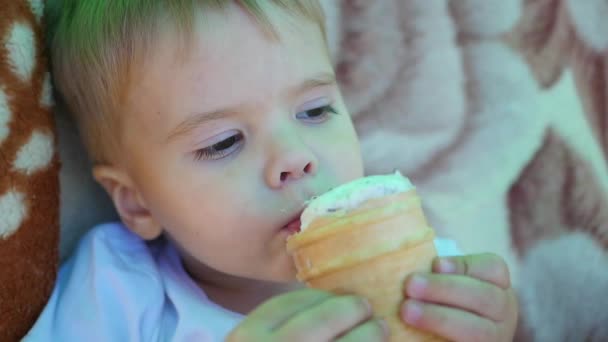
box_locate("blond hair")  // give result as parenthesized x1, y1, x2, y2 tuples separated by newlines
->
(45, 0, 326, 164)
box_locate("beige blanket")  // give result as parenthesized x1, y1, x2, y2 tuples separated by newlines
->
(330, 1, 608, 340)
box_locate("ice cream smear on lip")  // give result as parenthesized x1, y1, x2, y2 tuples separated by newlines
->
(299, 171, 415, 231)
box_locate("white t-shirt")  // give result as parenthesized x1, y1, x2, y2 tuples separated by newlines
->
(26, 222, 461, 342)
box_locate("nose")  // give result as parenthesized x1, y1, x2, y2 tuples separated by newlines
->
(265, 139, 318, 189)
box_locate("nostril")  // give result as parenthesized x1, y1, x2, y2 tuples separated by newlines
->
(280, 163, 312, 183)
(304, 163, 312, 173)
(280, 172, 288, 182)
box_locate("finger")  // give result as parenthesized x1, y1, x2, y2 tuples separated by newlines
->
(402, 300, 500, 342)
(404, 273, 509, 321)
(245, 288, 332, 330)
(335, 318, 389, 342)
(433, 253, 511, 289)
(274, 295, 372, 341)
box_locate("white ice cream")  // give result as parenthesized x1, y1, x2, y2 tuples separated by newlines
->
(300, 170, 415, 230)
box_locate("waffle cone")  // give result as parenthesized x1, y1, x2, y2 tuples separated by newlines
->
(286, 190, 446, 341)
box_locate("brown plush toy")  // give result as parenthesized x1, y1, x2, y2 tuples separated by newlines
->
(0, 1, 60, 340)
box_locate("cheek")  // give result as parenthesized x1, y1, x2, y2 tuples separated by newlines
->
(158, 180, 258, 245)
(155, 188, 255, 264)
(323, 114, 364, 175)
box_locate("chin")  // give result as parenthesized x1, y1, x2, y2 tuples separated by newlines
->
(274, 271, 298, 283)
(267, 254, 298, 283)
(249, 270, 296, 285)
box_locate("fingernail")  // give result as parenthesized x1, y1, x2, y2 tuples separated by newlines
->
(407, 275, 427, 297)
(403, 301, 423, 324)
(438, 258, 456, 273)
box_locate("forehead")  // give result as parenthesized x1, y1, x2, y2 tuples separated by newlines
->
(191, 9, 328, 94)
(125, 4, 332, 135)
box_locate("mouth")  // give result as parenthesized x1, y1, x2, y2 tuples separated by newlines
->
(281, 209, 304, 236)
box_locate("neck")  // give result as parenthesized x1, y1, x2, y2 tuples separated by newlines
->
(178, 254, 303, 314)
(199, 276, 302, 314)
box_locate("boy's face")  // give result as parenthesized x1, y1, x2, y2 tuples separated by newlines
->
(104, 4, 363, 283)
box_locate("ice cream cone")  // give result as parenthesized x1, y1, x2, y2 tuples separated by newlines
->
(287, 188, 446, 341)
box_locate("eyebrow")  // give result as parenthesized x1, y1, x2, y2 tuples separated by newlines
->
(165, 72, 337, 143)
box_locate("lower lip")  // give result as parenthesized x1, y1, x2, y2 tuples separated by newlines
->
(282, 219, 301, 237)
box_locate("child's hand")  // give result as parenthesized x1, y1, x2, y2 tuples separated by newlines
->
(402, 253, 518, 342)
(227, 288, 389, 342)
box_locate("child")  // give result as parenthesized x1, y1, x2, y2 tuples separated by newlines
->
(28, 1, 518, 341)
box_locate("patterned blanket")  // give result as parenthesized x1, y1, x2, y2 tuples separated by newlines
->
(0, 1, 60, 340)
(2, 0, 607, 340)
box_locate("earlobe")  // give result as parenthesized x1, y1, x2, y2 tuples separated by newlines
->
(92, 165, 163, 240)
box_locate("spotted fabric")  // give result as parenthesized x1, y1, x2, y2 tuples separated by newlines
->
(0, 1, 60, 340)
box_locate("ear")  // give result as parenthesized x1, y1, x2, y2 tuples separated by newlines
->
(93, 165, 162, 240)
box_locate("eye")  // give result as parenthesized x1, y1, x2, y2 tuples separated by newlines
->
(194, 133, 244, 161)
(295, 105, 339, 123)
